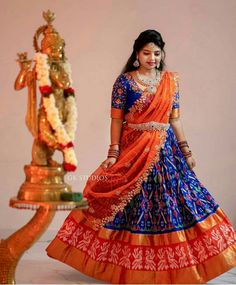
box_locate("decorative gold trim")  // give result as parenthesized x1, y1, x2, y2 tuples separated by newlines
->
(127, 121, 170, 131)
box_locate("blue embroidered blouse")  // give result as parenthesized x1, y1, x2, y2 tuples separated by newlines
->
(110, 72, 180, 119)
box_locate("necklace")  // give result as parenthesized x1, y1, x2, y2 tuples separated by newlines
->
(135, 69, 161, 93)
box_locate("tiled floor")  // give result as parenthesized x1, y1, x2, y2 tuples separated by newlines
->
(14, 239, 236, 284)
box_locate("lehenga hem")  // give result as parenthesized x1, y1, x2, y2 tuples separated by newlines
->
(46, 239, 236, 284)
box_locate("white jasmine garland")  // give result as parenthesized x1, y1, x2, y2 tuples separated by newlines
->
(63, 61, 73, 86)
(65, 96, 77, 141)
(34, 52, 77, 170)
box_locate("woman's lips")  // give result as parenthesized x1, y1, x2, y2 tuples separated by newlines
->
(147, 62, 155, 65)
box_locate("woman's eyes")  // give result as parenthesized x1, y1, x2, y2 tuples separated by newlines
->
(143, 53, 160, 56)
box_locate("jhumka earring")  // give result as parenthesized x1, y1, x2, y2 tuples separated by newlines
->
(133, 58, 139, 67)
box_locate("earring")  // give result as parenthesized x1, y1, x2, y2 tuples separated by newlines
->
(133, 59, 139, 67)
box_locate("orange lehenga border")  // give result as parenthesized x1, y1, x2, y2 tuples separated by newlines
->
(47, 207, 236, 284)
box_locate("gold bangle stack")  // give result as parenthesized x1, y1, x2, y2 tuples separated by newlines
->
(177, 140, 192, 158)
(107, 143, 120, 159)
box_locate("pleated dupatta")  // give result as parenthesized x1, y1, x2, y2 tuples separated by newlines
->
(83, 71, 179, 230)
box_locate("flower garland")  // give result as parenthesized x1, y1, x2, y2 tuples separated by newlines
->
(34, 52, 77, 172)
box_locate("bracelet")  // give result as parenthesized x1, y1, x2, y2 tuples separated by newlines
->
(107, 155, 119, 159)
(108, 149, 120, 154)
(178, 141, 190, 151)
(179, 143, 189, 148)
(178, 140, 189, 147)
(182, 149, 192, 154)
(182, 150, 192, 158)
(179, 145, 189, 151)
(178, 140, 193, 158)
(107, 148, 120, 159)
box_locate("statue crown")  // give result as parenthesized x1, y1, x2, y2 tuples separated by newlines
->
(33, 10, 65, 53)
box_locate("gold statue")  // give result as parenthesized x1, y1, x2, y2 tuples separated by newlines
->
(14, 10, 77, 201)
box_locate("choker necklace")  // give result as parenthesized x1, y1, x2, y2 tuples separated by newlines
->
(135, 69, 161, 93)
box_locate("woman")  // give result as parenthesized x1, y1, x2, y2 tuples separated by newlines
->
(46, 30, 236, 284)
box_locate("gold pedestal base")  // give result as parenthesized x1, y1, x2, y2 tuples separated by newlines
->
(17, 164, 72, 202)
(0, 198, 88, 284)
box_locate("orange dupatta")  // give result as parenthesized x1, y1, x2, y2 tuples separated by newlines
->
(83, 71, 178, 230)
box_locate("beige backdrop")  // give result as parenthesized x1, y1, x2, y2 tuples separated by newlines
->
(0, 0, 236, 235)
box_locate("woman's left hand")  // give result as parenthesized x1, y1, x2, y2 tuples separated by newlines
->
(186, 156, 196, 170)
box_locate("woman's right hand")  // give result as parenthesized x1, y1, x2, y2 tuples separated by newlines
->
(101, 157, 117, 169)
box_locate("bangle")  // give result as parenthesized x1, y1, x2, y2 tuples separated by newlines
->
(182, 150, 192, 154)
(178, 140, 189, 147)
(178, 140, 192, 158)
(179, 145, 189, 151)
(178, 140, 188, 144)
(179, 143, 189, 148)
(107, 155, 119, 159)
(182, 149, 192, 153)
(108, 149, 120, 154)
(107, 148, 120, 159)
(182, 150, 192, 158)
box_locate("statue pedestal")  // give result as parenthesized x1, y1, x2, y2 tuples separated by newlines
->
(0, 197, 88, 284)
(18, 165, 72, 201)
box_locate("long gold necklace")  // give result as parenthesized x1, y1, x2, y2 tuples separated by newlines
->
(135, 69, 161, 93)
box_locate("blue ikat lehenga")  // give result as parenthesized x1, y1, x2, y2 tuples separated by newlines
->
(104, 125, 219, 234)
(46, 71, 236, 284)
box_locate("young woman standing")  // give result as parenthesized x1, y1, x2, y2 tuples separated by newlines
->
(47, 30, 236, 284)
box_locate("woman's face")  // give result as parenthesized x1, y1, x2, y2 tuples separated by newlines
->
(137, 42, 162, 70)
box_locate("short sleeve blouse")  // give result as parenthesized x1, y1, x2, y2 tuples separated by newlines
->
(110, 74, 127, 119)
